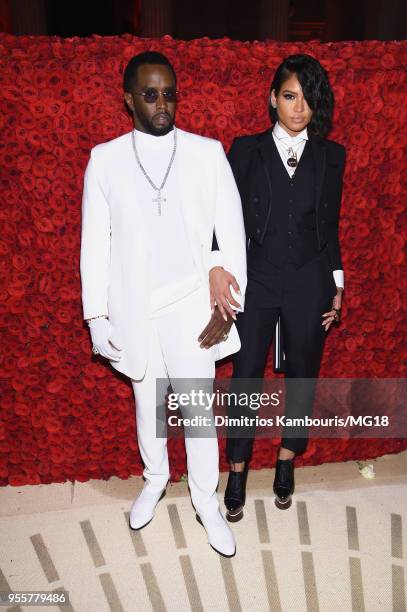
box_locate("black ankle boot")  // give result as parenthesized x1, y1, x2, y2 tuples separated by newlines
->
(224, 464, 249, 522)
(273, 458, 295, 510)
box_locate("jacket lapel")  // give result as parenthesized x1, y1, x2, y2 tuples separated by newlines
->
(258, 129, 274, 200)
(309, 134, 326, 212)
(175, 128, 205, 275)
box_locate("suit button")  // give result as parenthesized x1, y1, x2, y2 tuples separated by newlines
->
(288, 244, 293, 249)
(289, 199, 293, 204)
(253, 196, 259, 203)
(324, 202, 328, 208)
(288, 231, 292, 235)
(321, 219, 326, 224)
(256, 228, 261, 234)
(289, 213, 293, 218)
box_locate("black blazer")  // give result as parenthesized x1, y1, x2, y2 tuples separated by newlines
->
(225, 127, 346, 271)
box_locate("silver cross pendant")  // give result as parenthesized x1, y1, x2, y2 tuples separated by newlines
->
(153, 191, 166, 216)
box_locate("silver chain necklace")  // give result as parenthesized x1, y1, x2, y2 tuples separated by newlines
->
(131, 127, 177, 216)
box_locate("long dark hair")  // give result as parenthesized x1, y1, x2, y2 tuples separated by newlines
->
(269, 54, 334, 138)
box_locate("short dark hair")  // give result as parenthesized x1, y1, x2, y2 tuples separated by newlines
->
(269, 54, 334, 138)
(123, 51, 176, 92)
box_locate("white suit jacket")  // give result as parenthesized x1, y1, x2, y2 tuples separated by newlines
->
(80, 127, 247, 380)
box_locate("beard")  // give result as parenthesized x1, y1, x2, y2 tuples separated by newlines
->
(136, 110, 175, 136)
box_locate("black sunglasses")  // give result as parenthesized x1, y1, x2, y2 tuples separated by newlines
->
(134, 87, 178, 104)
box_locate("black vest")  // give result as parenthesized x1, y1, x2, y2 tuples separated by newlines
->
(250, 139, 320, 269)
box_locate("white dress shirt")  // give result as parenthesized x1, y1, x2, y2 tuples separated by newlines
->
(272, 122, 344, 289)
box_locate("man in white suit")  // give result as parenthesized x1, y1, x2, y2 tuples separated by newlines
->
(80, 52, 246, 557)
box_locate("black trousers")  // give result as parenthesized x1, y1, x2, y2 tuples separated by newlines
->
(226, 246, 337, 462)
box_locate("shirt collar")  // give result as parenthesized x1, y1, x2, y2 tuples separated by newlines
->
(133, 126, 176, 149)
(273, 121, 308, 143)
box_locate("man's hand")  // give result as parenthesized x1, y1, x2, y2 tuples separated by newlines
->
(209, 266, 241, 321)
(322, 288, 343, 331)
(198, 306, 234, 349)
(88, 318, 122, 361)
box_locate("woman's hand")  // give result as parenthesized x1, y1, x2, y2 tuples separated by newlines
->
(209, 266, 241, 321)
(321, 288, 343, 332)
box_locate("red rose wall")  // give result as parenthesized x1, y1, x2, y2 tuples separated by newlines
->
(0, 34, 406, 486)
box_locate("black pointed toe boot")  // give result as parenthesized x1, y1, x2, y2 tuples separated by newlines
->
(273, 458, 295, 510)
(224, 465, 249, 522)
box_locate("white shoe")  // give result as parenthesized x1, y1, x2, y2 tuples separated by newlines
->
(196, 510, 236, 557)
(129, 485, 167, 530)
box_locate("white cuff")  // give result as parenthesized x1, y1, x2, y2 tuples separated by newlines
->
(333, 269, 344, 289)
(207, 250, 224, 273)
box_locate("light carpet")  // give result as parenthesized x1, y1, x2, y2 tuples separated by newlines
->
(0, 451, 406, 612)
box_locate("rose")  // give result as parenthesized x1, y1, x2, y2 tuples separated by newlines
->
(1, 35, 406, 486)
(357, 463, 375, 479)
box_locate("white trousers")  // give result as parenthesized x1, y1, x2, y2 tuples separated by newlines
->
(131, 285, 220, 517)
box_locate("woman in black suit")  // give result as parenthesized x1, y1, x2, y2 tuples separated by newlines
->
(209, 54, 346, 521)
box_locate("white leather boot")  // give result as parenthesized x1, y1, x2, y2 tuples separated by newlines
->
(196, 510, 236, 557)
(129, 484, 167, 530)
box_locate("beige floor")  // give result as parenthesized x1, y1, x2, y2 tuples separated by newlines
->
(0, 452, 406, 612)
